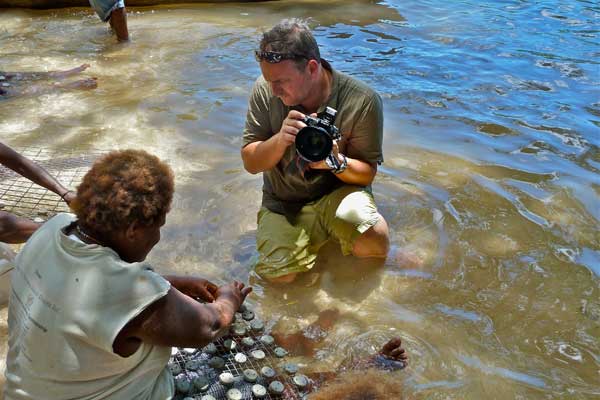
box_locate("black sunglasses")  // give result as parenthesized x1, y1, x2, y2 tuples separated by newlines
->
(255, 50, 307, 63)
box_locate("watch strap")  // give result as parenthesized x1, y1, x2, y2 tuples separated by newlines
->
(326, 153, 347, 174)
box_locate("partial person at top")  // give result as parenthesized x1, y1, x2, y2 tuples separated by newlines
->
(89, 0, 129, 42)
(241, 18, 390, 283)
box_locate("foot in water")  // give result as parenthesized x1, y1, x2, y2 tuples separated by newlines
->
(49, 64, 91, 79)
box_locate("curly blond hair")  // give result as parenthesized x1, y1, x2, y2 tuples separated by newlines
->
(309, 369, 404, 400)
(72, 150, 174, 235)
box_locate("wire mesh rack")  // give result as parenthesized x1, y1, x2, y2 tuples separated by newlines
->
(169, 306, 309, 400)
(0, 147, 104, 221)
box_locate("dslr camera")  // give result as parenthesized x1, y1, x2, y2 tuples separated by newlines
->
(295, 107, 340, 162)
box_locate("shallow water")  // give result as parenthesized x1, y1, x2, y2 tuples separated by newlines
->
(1, 0, 599, 398)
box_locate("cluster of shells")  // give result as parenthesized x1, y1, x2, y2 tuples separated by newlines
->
(168, 304, 309, 400)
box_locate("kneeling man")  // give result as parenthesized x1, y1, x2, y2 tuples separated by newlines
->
(242, 19, 389, 283)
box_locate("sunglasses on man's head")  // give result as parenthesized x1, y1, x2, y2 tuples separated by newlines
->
(254, 50, 307, 63)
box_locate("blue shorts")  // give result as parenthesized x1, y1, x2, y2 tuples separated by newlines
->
(89, 0, 125, 22)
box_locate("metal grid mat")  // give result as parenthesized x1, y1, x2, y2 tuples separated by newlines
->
(0, 147, 103, 221)
(169, 312, 308, 400)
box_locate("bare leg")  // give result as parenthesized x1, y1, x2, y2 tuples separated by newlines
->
(47, 64, 91, 79)
(109, 7, 129, 42)
(18, 77, 98, 96)
(0, 212, 41, 244)
(1, 64, 90, 81)
(351, 215, 390, 258)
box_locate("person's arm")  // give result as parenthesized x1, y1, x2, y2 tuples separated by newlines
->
(309, 144, 377, 186)
(0, 143, 73, 203)
(241, 110, 307, 174)
(113, 280, 252, 356)
(300, 337, 408, 394)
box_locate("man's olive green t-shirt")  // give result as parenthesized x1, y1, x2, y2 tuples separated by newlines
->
(243, 60, 384, 218)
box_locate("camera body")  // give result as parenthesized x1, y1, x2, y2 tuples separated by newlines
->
(295, 107, 340, 162)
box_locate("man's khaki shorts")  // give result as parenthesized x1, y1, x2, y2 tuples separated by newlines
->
(254, 185, 380, 279)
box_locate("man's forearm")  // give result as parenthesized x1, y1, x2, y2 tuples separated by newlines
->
(330, 156, 377, 186)
(241, 135, 287, 174)
(0, 143, 69, 196)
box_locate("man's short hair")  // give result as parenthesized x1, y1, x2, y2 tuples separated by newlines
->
(260, 18, 320, 69)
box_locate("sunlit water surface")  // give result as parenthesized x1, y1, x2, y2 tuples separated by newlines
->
(1, 1, 599, 398)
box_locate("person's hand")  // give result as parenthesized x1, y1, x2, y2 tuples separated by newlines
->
(61, 190, 76, 206)
(215, 281, 252, 309)
(379, 337, 408, 363)
(276, 110, 307, 148)
(183, 278, 219, 303)
(309, 140, 341, 170)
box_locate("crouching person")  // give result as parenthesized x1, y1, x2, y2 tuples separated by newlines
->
(4, 150, 251, 399)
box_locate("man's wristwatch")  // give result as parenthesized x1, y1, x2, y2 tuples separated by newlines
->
(326, 153, 348, 174)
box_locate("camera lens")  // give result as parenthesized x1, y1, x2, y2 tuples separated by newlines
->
(295, 126, 333, 162)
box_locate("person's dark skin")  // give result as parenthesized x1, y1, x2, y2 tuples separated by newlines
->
(0, 212, 39, 244)
(0, 64, 98, 99)
(64, 217, 252, 357)
(108, 7, 129, 42)
(274, 308, 407, 398)
(0, 142, 74, 243)
(279, 336, 408, 399)
(1, 64, 91, 81)
(274, 310, 408, 365)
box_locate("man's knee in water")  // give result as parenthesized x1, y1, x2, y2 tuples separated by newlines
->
(352, 215, 390, 259)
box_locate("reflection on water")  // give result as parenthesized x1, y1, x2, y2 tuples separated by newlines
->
(1, 0, 598, 398)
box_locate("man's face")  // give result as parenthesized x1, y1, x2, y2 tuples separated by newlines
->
(260, 60, 312, 107)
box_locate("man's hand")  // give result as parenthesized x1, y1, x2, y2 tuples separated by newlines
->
(185, 278, 219, 302)
(309, 140, 342, 170)
(165, 276, 219, 302)
(215, 281, 253, 310)
(276, 110, 307, 149)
